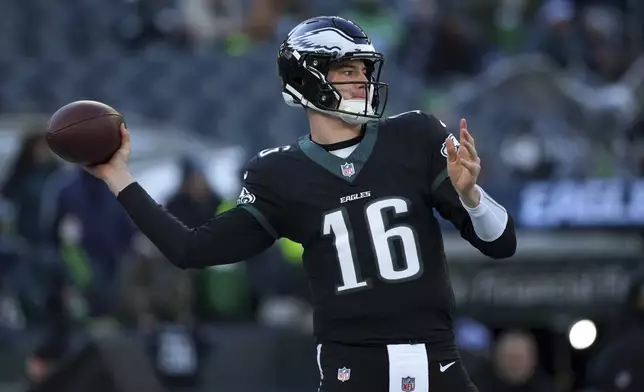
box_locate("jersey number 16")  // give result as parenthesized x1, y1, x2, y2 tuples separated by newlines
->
(322, 198, 423, 293)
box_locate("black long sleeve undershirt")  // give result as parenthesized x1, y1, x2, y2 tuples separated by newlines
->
(117, 182, 275, 269)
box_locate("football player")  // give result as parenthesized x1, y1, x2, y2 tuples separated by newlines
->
(87, 16, 516, 392)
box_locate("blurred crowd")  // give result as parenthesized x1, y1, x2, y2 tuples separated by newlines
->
(0, 126, 311, 390)
(109, 0, 644, 181)
(1, 0, 644, 391)
(113, 0, 641, 82)
(1, 0, 643, 179)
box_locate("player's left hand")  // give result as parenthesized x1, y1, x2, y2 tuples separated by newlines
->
(445, 119, 481, 207)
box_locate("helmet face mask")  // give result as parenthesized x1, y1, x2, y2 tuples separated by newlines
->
(278, 17, 389, 125)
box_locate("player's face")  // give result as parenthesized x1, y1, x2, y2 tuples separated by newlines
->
(327, 59, 369, 101)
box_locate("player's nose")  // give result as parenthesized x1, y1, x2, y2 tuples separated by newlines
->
(354, 76, 367, 90)
(352, 83, 367, 99)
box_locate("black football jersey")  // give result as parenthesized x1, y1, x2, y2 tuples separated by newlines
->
(236, 111, 515, 352)
(117, 110, 515, 359)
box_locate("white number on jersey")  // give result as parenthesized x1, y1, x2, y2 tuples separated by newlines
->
(322, 197, 422, 293)
(258, 145, 291, 157)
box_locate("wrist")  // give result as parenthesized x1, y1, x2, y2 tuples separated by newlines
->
(105, 170, 134, 195)
(459, 186, 481, 209)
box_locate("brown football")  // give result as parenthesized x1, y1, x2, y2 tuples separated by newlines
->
(46, 100, 124, 166)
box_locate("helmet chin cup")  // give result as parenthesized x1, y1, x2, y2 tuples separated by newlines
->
(330, 98, 374, 125)
(303, 97, 374, 125)
(338, 113, 372, 125)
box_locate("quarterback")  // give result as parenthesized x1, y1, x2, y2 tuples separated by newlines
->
(87, 16, 516, 392)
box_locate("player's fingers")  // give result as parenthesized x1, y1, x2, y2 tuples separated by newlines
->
(461, 140, 478, 161)
(463, 128, 475, 149)
(120, 123, 129, 141)
(445, 138, 458, 163)
(460, 118, 467, 141)
(119, 123, 131, 150)
(460, 158, 480, 174)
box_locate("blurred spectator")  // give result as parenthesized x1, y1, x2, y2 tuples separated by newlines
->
(163, 160, 309, 324)
(47, 168, 137, 316)
(115, 0, 186, 49)
(580, 5, 632, 84)
(342, 0, 403, 57)
(243, 0, 308, 43)
(584, 270, 644, 391)
(623, 111, 644, 176)
(1, 123, 60, 244)
(247, 238, 313, 332)
(493, 0, 530, 53)
(147, 322, 204, 388)
(119, 235, 203, 389)
(0, 123, 65, 324)
(404, 8, 492, 84)
(26, 337, 68, 388)
(396, 0, 437, 75)
(165, 158, 255, 322)
(166, 155, 222, 228)
(474, 330, 555, 392)
(247, 240, 309, 302)
(178, 0, 244, 48)
(455, 317, 493, 377)
(528, 0, 582, 68)
(118, 234, 195, 331)
(26, 271, 73, 388)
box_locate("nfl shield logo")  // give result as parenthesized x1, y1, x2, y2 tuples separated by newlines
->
(401, 376, 415, 391)
(337, 367, 351, 382)
(341, 162, 355, 177)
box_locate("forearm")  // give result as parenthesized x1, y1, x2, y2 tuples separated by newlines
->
(117, 182, 275, 268)
(458, 185, 507, 242)
(434, 181, 516, 258)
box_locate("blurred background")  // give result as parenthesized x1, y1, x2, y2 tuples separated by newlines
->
(1, 0, 644, 391)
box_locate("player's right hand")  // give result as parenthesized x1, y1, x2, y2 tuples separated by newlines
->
(83, 124, 134, 195)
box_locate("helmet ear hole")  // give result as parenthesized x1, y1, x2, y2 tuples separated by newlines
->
(293, 78, 304, 86)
